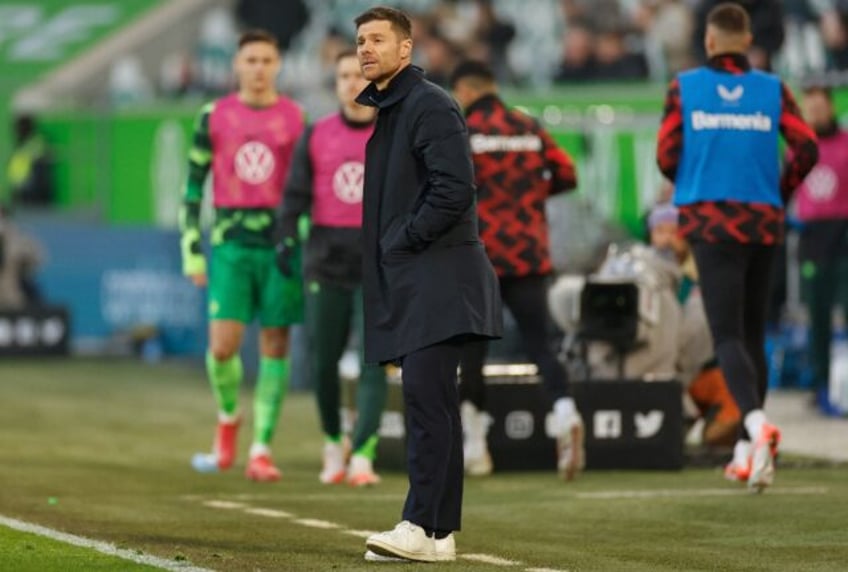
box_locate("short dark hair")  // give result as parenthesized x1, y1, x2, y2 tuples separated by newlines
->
(238, 29, 279, 50)
(707, 3, 751, 35)
(449, 59, 496, 89)
(802, 84, 833, 101)
(335, 48, 358, 63)
(354, 6, 412, 39)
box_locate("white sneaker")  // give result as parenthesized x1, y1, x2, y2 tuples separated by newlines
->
(748, 423, 781, 494)
(363, 550, 402, 562)
(319, 441, 346, 484)
(547, 410, 585, 481)
(365, 521, 436, 562)
(461, 401, 493, 476)
(465, 447, 494, 477)
(364, 533, 455, 562)
(347, 454, 381, 487)
(434, 533, 456, 562)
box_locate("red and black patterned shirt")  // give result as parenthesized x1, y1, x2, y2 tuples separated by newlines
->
(656, 53, 818, 244)
(466, 94, 577, 277)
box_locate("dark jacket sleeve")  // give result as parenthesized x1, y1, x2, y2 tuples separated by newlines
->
(656, 77, 683, 182)
(403, 93, 476, 250)
(778, 82, 818, 202)
(538, 124, 577, 196)
(277, 125, 314, 241)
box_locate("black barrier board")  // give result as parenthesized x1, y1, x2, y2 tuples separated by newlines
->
(0, 306, 70, 357)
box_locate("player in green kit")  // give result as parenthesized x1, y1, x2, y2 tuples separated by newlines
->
(180, 29, 305, 482)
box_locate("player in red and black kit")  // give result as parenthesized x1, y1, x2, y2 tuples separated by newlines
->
(657, 4, 818, 492)
(450, 60, 584, 480)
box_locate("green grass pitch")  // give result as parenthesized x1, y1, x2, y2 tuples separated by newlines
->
(1, 358, 846, 571)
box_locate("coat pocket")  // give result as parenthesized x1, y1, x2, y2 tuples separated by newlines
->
(379, 215, 414, 262)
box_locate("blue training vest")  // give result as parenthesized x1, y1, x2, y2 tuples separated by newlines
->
(674, 68, 782, 207)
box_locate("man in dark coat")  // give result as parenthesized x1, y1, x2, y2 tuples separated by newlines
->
(354, 6, 502, 564)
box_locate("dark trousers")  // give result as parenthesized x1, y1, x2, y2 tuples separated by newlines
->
(400, 341, 464, 533)
(459, 274, 568, 410)
(799, 222, 848, 391)
(306, 281, 387, 453)
(692, 242, 776, 423)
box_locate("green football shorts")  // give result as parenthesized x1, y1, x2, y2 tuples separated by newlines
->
(208, 242, 304, 327)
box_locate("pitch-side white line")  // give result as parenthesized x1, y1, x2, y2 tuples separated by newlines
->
(242, 508, 293, 519)
(576, 486, 829, 500)
(293, 518, 341, 530)
(201, 500, 247, 510)
(461, 553, 522, 566)
(0, 515, 214, 572)
(222, 493, 403, 502)
(343, 529, 379, 538)
(200, 499, 570, 569)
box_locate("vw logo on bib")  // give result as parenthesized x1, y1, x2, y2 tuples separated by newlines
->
(235, 141, 275, 184)
(333, 161, 365, 204)
(806, 165, 838, 203)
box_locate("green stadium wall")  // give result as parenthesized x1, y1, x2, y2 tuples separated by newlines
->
(35, 83, 848, 235)
(0, 1, 163, 185)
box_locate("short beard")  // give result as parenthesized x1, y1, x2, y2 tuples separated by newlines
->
(371, 64, 405, 89)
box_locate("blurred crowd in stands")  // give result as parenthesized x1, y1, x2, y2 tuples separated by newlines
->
(104, 0, 848, 109)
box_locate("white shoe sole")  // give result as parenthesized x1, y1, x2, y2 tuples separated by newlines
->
(365, 549, 455, 562)
(748, 444, 775, 494)
(319, 470, 346, 485)
(366, 539, 436, 563)
(364, 550, 406, 562)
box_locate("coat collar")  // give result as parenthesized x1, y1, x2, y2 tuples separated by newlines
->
(356, 65, 424, 109)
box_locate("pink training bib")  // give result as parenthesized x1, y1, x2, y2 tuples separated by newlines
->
(209, 93, 304, 208)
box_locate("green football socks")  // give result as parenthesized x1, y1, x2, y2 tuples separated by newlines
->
(253, 356, 290, 446)
(206, 351, 242, 417)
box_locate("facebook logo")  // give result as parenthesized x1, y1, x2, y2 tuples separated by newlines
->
(593, 410, 622, 439)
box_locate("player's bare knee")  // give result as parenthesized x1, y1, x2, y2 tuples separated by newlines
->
(209, 344, 238, 361)
(260, 328, 289, 357)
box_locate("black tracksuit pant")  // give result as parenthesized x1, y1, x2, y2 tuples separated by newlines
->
(400, 340, 464, 533)
(459, 274, 568, 410)
(692, 241, 777, 426)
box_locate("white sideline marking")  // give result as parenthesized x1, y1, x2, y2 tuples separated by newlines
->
(461, 553, 522, 566)
(343, 529, 379, 538)
(243, 508, 293, 519)
(224, 492, 402, 502)
(0, 514, 214, 572)
(294, 518, 341, 530)
(200, 499, 578, 569)
(201, 500, 246, 510)
(576, 486, 829, 500)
